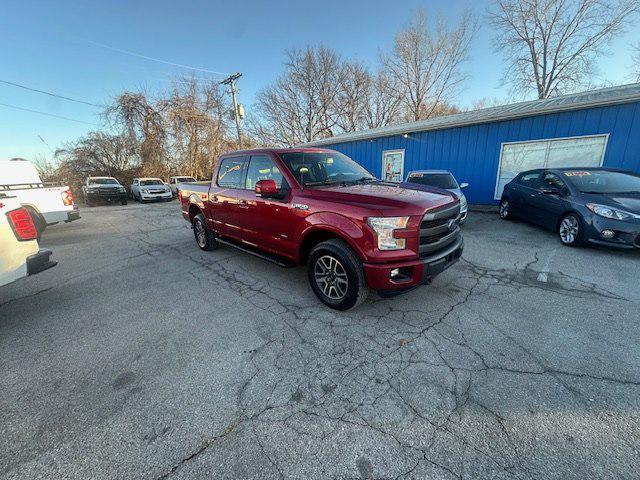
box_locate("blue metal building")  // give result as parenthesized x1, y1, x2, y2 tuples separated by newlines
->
(305, 83, 640, 204)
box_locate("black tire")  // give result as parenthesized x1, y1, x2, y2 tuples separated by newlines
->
(121, 199, 128, 205)
(307, 239, 368, 310)
(498, 199, 512, 220)
(192, 213, 218, 251)
(558, 213, 584, 247)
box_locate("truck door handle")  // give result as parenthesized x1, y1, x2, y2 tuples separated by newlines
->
(211, 195, 218, 202)
(238, 199, 249, 209)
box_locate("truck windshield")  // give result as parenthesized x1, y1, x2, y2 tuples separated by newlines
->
(563, 170, 640, 194)
(176, 177, 196, 182)
(407, 173, 458, 189)
(280, 152, 375, 186)
(141, 179, 164, 186)
(90, 178, 118, 185)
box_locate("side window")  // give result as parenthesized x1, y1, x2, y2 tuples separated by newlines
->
(217, 157, 247, 188)
(245, 156, 284, 190)
(518, 172, 542, 189)
(542, 172, 568, 193)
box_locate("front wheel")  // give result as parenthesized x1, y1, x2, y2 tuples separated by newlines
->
(499, 199, 512, 220)
(192, 213, 218, 251)
(307, 239, 368, 310)
(121, 199, 128, 205)
(559, 213, 583, 247)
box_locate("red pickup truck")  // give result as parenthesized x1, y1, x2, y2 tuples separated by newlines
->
(179, 148, 463, 310)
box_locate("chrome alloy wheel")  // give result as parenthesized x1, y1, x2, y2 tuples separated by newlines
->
(314, 255, 349, 300)
(559, 216, 579, 244)
(194, 219, 207, 248)
(499, 200, 510, 219)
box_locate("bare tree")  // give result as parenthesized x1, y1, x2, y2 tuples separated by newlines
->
(54, 132, 138, 189)
(334, 61, 371, 132)
(254, 46, 345, 146)
(161, 77, 230, 179)
(31, 154, 57, 182)
(382, 8, 476, 122)
(362, 71, 404, 129)
(490, 0, 640, 99)
(105, 91, 167, 176)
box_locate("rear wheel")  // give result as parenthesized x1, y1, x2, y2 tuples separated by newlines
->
(192, 213, 218, 251)
(307, 239, 368, 310)
(559, 213, 583, 247)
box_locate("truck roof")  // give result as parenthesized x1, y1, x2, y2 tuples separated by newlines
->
(221, 147, 338, 157)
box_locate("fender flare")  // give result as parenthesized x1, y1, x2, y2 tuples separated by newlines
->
(298, 212, 368, 262)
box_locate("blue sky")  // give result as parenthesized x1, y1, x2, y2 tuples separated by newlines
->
(1, 0, 638, 161)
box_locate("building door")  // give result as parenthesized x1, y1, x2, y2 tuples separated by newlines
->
(382, 150, 405, 182)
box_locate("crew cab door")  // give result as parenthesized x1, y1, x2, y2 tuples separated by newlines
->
(234, 154, 298, 259)
(208, 156, 248, 240)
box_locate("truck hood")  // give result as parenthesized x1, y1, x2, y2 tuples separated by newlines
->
(306, 182, 456, 215)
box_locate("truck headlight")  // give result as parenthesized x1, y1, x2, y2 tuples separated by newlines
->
(142, 188, 149, 194)
(367, 216, 409, 250)
(118, 186, 126, 192)
(586, 203, 638, 220)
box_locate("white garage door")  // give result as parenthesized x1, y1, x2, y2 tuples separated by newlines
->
(494, 134, 608, 199)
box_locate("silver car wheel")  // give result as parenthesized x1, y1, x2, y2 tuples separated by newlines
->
(559, 216, 579, 244)
(194, 220, 207, 248)
(314, 255, 348, 300)
(499, 200, 510, 219)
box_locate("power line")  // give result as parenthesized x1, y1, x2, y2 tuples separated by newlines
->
(85, 39, 229, 77)
(0, 102, 98, 126)
(0, 79, 104, 108)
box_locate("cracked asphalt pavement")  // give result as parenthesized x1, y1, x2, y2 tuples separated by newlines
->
(1, 201, 639, 479)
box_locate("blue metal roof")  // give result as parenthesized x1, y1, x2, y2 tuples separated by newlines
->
(304, 83, 640, 147)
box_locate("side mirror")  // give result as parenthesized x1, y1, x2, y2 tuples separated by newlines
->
(255, 179, 278, 198)
(460, 182, 469, 189)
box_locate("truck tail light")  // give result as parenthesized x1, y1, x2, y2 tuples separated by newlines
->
(6, 207, 38, 241)
(61, 189, 75, 206)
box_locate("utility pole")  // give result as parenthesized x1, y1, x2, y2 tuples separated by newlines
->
(221, 72, 243, 148)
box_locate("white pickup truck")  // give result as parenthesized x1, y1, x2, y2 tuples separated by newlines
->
(0, 158, 80, 236)
(0, 194, 57, 287)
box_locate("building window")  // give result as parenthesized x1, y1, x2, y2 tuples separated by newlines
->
(382, 150, 404, 182)
(495, 134, 608, 199)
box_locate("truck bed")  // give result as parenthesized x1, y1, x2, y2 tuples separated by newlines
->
(178, 182, 210, 195)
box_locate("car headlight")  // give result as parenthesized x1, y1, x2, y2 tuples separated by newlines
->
(367, 216, 409, 250)
(142, 188, 149, 194)
(459, 194, 467, 209)
(118, 186, 126, 192)
(586, 203, 639, 221)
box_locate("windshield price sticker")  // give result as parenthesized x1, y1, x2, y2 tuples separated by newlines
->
(409, 173, 423, 177)
(564, 171, 591, 177)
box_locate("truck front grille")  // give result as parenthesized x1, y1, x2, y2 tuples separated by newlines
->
(419, 202, 461, 257)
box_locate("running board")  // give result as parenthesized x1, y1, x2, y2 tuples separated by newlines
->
(216, 238, 296, 268)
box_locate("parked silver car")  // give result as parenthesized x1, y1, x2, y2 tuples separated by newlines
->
(168, 175, 196, 197)
(130, 178, 172, 202)
(405, 170, 469, 223)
